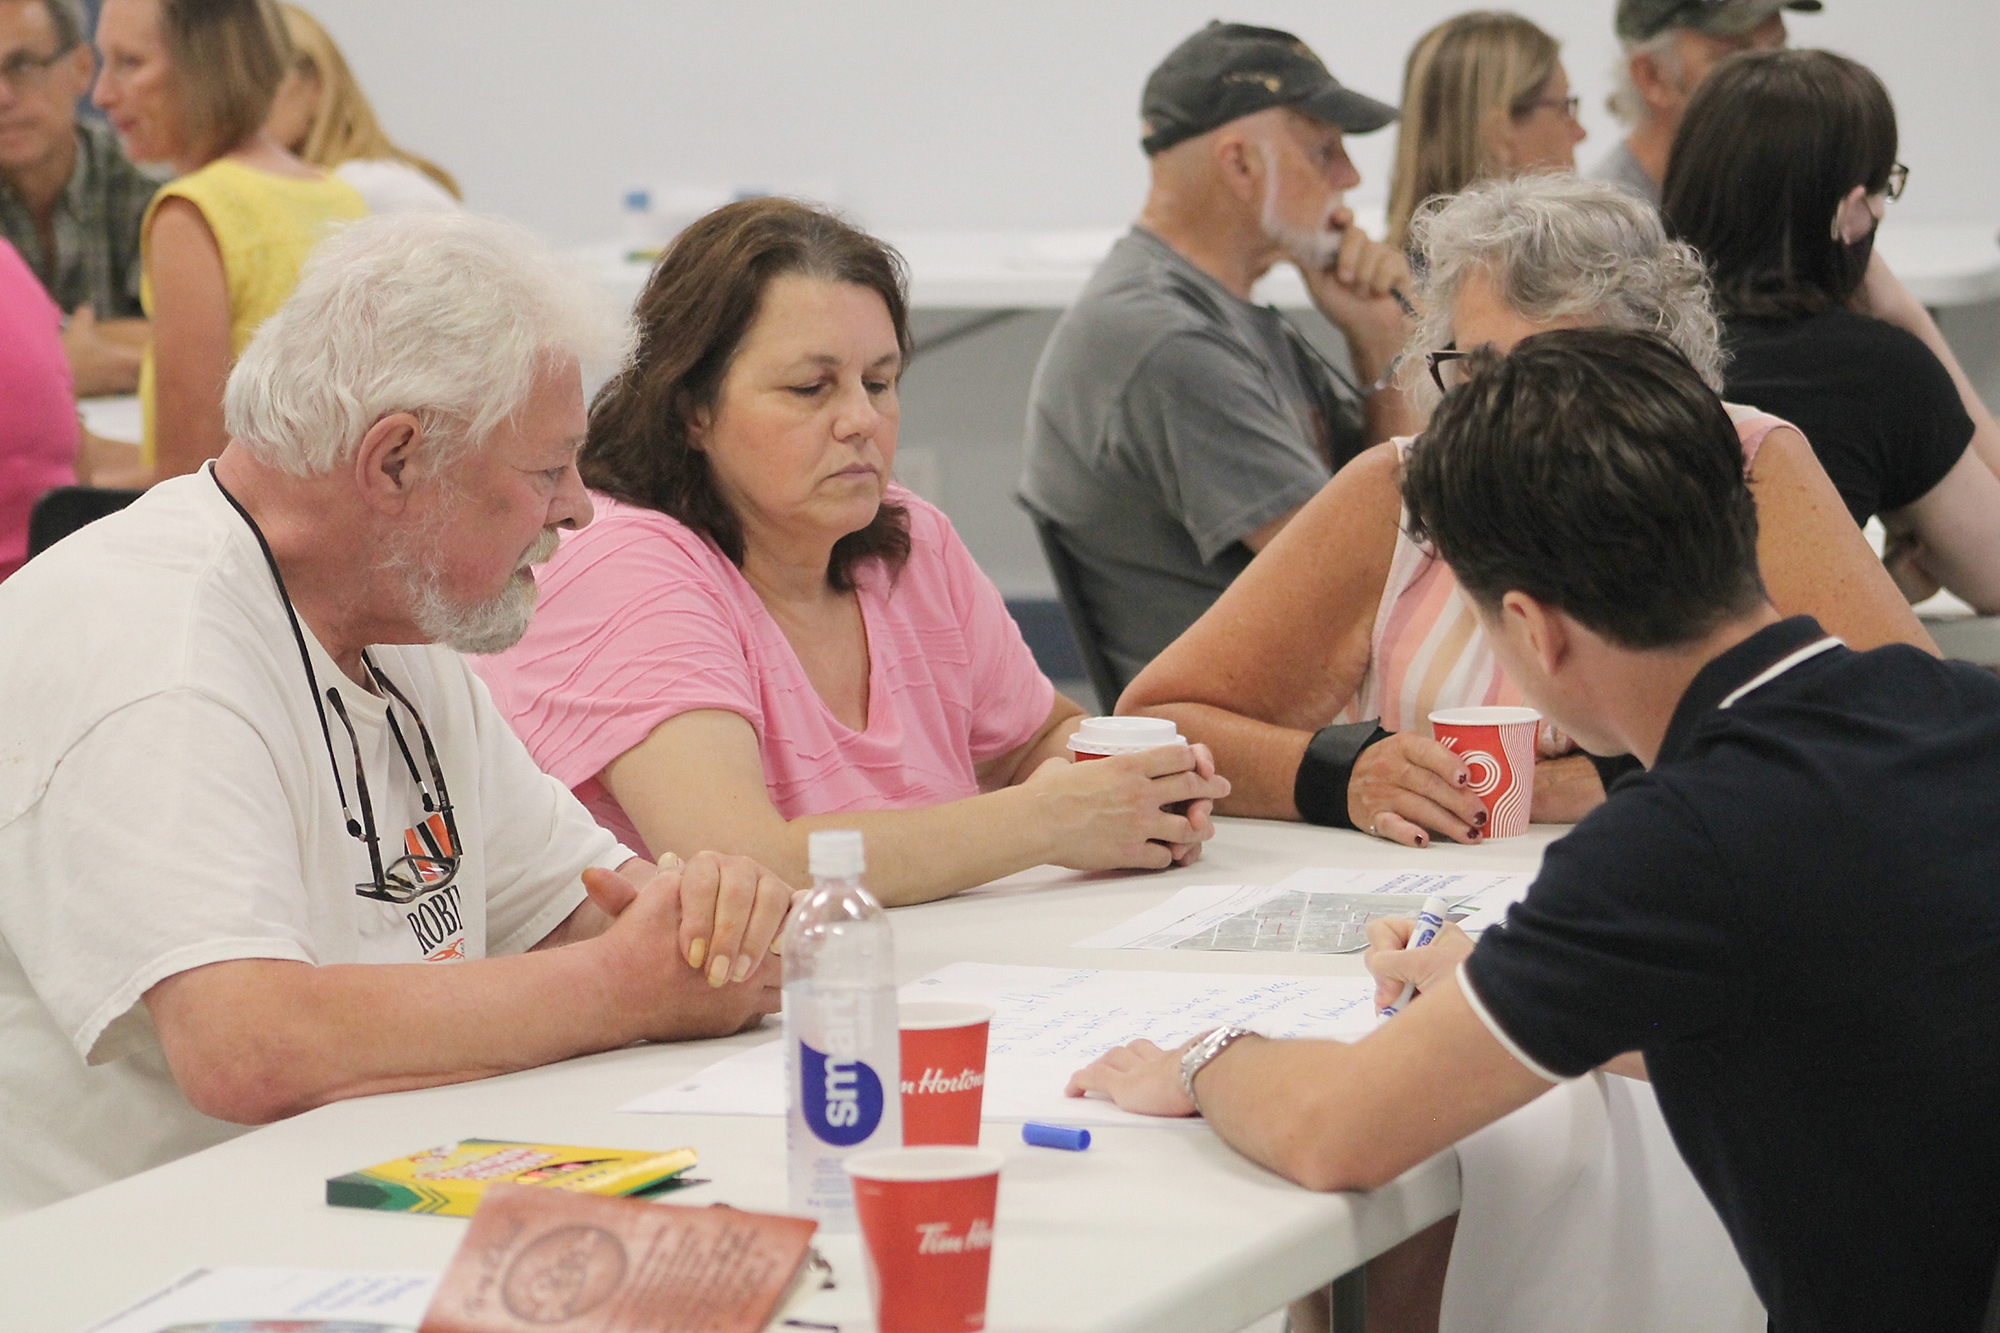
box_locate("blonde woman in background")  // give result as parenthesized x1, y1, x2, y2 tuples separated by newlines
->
(265, 3, 461, 214)
(1386, 12, 1585, 251)
(93, 0, 366, 482)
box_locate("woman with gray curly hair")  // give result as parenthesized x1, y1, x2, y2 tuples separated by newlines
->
(1120, 173, 1929, 845)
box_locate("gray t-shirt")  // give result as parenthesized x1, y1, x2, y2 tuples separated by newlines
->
(1586, 140, 1661, 209)
(1019, 227, 1362, 692)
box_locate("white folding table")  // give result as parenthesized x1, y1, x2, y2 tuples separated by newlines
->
(0, 818, 1563, 1333)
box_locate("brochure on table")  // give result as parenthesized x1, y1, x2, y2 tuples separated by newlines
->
(1071, 867, 1535, 954)
(622, 961, 1380, 1129)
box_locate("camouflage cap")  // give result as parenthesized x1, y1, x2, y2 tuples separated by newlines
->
(1616, 0, 1822, 43)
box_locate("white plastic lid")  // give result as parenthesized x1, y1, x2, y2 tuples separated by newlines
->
(808, 828, 866, 878)
(1066, 715, 1187, 756)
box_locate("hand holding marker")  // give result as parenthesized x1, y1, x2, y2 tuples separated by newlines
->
(1380, 892, 1453, 1018)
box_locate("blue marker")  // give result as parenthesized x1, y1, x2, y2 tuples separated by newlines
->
(1023, 1122, 1092, 1151)
(1380, 892, 1453, 1018)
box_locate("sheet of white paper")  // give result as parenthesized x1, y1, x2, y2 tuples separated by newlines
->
(88, 1268, 437, 1333)
(622, 962, 1382, 1129)
(1070, 883, 1289, 949)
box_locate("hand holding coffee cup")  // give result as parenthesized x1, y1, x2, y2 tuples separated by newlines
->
(1346, 731, 1494, 848)
(1022, 717, 1229, 870)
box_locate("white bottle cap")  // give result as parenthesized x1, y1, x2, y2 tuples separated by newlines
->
(1066, 715, 1187, 758)
(808, 829, 866, 879)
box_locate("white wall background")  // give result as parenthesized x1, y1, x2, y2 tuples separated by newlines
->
(301, 0, 1997, 240)
(289, 1, 2000, 690)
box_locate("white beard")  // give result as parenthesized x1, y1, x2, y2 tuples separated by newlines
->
(391, 523, 559, 656)
(1257, 138, 1344, 272)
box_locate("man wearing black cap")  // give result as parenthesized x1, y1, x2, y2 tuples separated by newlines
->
(1590, 0, 1820, 206)
(1020, 21, 1417, 699)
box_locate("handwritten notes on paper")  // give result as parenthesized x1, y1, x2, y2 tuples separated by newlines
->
(87, 1268, 437, 1332)
(1072, 868, 1536, 954)
(621, 963, 1381, 1130)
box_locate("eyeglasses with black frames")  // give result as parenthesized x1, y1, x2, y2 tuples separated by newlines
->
(0, 40, 78, 93)
(1427, 345, 1473, 395)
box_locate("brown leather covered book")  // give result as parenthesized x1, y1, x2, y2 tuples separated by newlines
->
(420, 1183, 819, 1333)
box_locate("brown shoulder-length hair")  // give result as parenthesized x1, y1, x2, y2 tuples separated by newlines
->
(160, 0, 292, 164)
(582, 197, 915, 592)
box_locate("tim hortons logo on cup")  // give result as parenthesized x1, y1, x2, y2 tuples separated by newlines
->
(916, 1218, 995, 1255)
(901, 1066, 986, 1096)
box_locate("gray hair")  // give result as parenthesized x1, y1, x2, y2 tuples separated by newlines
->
(224, 211, 632, 478)
(43, 0, 87, 50)
(1608, 29, 1682, 124)
(1400, 173, 1723, 414)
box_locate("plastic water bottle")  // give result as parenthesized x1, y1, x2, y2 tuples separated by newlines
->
(619, 187, 654, 254)
(784, 830, 901, 1231)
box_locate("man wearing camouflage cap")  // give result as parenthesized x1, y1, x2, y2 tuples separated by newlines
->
(1021, 21, 1419, 699)
(1589, 0, 1821, 206)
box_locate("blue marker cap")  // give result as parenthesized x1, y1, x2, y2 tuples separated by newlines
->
(1022, 1122, 1091, 1151)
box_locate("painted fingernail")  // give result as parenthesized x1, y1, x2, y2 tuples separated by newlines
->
(732, 953, 753, 983)
(687, 939, 706, 971)
(1467, 826, 1483, 841)
(1457, 772, 1471, 786)
(1416, 833, 1429, 848)
(708, 954, 731, 988)
(1474, 809, 1489, 826)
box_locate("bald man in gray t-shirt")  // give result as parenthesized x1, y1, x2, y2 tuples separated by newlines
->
(1021, 227, 1363, 692)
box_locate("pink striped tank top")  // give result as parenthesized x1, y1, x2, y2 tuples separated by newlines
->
(1338, 406, 1790, 742)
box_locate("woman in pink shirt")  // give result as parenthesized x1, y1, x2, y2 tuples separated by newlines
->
(477, 199, 1227, 914)
(0, 238, 80, 581)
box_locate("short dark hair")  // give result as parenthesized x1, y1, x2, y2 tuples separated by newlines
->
(1401, 328, 1765, 649)
(1662, 49, 1897, 318)
(160, 0, 292, 162)
(581, 197, 913, 592)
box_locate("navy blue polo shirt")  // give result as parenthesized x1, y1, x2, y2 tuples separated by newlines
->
(1465, 616, 2000, 1333)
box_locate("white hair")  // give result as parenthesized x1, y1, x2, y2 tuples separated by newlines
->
(1608, 29, 1683, 125)
(1401, 173, 1724, 415)
(224, 211, 633, 478)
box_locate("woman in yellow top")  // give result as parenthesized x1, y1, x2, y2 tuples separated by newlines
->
(94, 0, 367, 481)
(1385, 12, 1588, 252)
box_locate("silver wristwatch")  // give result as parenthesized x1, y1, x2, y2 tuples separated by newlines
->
(1181, 1024, 1256, 1114)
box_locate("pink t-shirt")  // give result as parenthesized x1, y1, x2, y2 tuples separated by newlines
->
(474, 487, 1055, 858)
(0, 240, 79, 581)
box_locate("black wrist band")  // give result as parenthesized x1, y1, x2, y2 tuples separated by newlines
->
(1586, 752, 1643, 794)
(1294, 721, 1394, 828)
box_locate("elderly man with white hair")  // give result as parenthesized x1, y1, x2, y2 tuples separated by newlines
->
(1588, 0, 1818, 207)
(0, 211, 791, 1218)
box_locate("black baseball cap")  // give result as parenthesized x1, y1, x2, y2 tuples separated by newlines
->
(1140, 21, 1398, 157)
(1616, 0, 1823, 43)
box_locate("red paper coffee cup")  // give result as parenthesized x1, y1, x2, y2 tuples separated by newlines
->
(900, 1002, 992, 1146)
(845, 1147, 1002, 1333)
(1066, 715, 1185, 761)
(1428, 706, 1540, 838)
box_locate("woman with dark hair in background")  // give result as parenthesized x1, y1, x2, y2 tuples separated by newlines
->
(1385, 10, 1585, 252)
(92, 0, 366, 482)
(1664, 48, 2000, 611)
(475, 198, 1226, 913)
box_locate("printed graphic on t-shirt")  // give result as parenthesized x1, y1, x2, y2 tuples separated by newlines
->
(401, 811, 466, 962)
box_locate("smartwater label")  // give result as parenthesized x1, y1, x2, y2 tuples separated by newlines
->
(798, 1040, 887, 1146)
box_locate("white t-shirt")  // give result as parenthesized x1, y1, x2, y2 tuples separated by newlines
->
(334, 158, 459, 214)
(0, 469, 627, 1217)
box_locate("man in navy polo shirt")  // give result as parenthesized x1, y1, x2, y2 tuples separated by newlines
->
(1068, 328, 2000, 1332)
